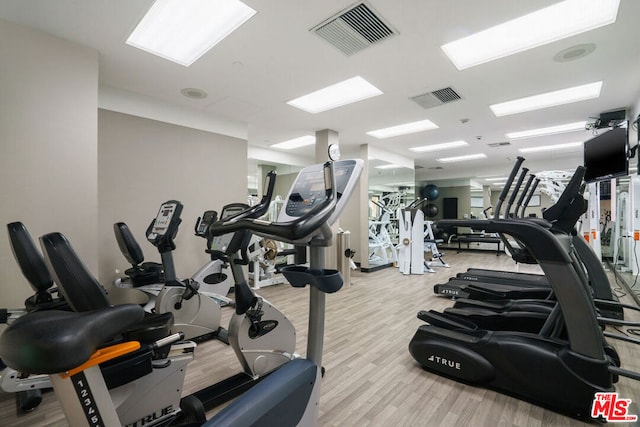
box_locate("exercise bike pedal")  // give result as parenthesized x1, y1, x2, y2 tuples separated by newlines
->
(177, 395, 206, 425)
(17, 389, 43, 413)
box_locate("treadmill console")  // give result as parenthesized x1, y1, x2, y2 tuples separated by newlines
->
(279, 159, 363, 225)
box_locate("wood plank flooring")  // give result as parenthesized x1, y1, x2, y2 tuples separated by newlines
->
(1, 251, 639, 426)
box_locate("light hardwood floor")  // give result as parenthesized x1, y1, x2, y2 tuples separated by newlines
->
(1, 251, 639, 426)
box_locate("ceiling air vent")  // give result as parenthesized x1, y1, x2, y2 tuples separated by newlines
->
(312, 2, 397, 56)
(411, 87, 462, 110)
(488, 141, 511, 148)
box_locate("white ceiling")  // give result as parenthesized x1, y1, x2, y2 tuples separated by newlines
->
(2, 0, 639, 185)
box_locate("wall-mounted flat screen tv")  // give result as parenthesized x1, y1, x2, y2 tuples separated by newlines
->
(583, 126, 628, 183)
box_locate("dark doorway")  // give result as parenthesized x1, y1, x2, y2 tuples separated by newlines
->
(443, 197, 458, 219)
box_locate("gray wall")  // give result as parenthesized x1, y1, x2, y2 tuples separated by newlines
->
(0, 20, 249, 310)
(427, 186, 472, 221)
(97, 110, 247, 287)
(0, 19, 99, 309)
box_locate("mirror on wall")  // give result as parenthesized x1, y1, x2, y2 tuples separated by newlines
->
(605, 177, 633, 271)
(367, 160, 415, 268)
(247, 158, 304, 207)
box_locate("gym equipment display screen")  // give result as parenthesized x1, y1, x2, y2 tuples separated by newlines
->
(584, 127, 628, 183)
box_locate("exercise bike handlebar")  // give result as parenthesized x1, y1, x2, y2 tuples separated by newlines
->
(209, 162, 337, 245)
(223, 170, 278, 224)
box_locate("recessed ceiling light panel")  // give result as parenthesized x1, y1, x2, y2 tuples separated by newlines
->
(441, 0, 619, 70)
(286, 76, 383, 114)
(375, 164, 404, 169)
(437, 153, 487, 163)
(126, 0, 257, 66)
(490, 82, 602, 117)
(506, 121, 587, 139)
(270, 135, 315, 150)
(518, 141, 583, 153)
(367, 119, 439, 139)
(409, 140, 468, 153)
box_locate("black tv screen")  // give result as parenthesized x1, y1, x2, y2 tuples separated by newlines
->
(583, 127, 628, 183)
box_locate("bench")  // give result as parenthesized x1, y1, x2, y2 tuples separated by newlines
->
(453, 235, 503, 256)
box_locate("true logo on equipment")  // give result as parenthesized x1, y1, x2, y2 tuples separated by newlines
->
(427, 355, 461, 370)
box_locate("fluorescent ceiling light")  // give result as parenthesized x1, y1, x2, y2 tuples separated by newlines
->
(437, 153, 487, 163)
(490, 82, 602, 117)
(270, 135, 315, 150)
(387, 182, 416, 187)
(519, 141, 583, 153)
(506, 121, 587, 139)
(126, 0, 256, 66)
(375, 164, 405, 170)
(367, 119, 439, 139)
(409, 140, 468, 153)
(485, 177, 507, 181)
(286, 76, 383, 114)
(441, 0, 619, 70)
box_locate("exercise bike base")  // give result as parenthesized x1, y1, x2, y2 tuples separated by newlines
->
(191, 371, 270, 411)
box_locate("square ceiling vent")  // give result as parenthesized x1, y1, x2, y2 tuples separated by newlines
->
(311, 2, 397, 56)
(411, 87, 462, 110)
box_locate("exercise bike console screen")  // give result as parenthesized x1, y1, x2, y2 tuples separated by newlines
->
(211, 203, 249, 251)
(281, 159, 363, 224)
(148, 200, 183, 241)
(196, 210, 217, 236)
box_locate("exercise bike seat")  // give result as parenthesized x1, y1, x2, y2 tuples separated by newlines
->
(114, 222, 164, 286)
(0, 304, 144, 374)
(7, 222, 68, 311)
(40, 232, 174, 343)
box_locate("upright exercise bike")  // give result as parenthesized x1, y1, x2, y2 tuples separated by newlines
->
(114, 208, 235, 310)
(0, 159, 364, 426)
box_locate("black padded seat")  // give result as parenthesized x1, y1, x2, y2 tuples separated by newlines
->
(0, 305, 144, 374)
(7, 222, 68, 312)
(114, 222, 163, 286)
(39, 232, 173, 343)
